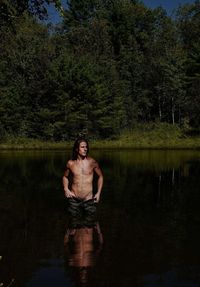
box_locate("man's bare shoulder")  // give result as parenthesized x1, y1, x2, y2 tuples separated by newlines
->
(66, 159, 75, 168)
(63, 159, 74, 177)
(87, 156, 99, 167)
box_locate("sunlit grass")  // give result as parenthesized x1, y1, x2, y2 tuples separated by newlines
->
(0, 124, 200, 150)
(91, 124, 200, 149)
(0, 137, 71, 150)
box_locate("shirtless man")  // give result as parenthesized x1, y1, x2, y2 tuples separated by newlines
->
(63, 138, 103, 219)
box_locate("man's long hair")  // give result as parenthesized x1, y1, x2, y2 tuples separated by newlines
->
(72, 138, 89, 160)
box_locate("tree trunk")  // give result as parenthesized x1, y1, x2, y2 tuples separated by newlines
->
(172, 96, 175, 125)
(158, 94, 162, 121)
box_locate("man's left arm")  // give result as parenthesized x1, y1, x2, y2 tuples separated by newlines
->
(93, 161, 103, 202)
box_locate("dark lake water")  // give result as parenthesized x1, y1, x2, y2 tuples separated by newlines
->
(1, 149, 200, 287)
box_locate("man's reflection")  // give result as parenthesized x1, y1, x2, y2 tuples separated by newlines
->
(64, 218, 103, 286)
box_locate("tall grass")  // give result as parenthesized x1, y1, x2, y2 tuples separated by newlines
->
(0, 123, 200, 150)
(91, 123, 200, 149)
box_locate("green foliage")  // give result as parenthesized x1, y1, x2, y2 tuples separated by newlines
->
(0, 0, 200, 141)
(176, 1, 200, 128)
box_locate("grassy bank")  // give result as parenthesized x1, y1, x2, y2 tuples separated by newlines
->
(92, 124, 200, 150)
(0, 138, 70, 150)
(0, 124, 200, 150)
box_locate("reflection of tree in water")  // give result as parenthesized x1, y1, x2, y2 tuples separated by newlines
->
(98, 157, 200, 287)
(64, 219, 103, 286)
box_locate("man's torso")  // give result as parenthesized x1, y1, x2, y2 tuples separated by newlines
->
(70, 157, 95, 200)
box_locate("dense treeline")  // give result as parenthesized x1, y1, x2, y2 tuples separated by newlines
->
(0, 0, 200, 140)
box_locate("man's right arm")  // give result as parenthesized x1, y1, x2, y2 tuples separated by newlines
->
(63, 161, 75, 198)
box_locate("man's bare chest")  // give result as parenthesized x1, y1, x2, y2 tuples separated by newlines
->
(72, 163, 93, 176)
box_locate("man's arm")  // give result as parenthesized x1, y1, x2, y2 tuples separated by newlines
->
(93, 161, 103, 202)
(62, 161, 75, 198)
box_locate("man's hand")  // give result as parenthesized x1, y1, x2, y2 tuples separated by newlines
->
(94, 193, 100, 203)
(65, 189, 76, 198)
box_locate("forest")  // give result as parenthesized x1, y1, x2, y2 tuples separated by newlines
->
(0, 0, 200, 141)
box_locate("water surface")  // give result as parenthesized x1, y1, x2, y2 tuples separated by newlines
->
(0, 150, 200, 287)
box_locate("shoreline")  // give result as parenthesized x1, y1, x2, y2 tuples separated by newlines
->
(0, 139, 200, 150)
(1, 125, 200, 150)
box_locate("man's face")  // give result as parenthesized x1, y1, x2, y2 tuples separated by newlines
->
(78, 141, 88, 157)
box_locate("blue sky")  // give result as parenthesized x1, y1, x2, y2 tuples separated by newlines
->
(47, 0, 195, 24)
(142, 0, 195, 14)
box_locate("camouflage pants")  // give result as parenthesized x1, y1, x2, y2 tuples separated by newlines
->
(67, 197, 97, 227)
